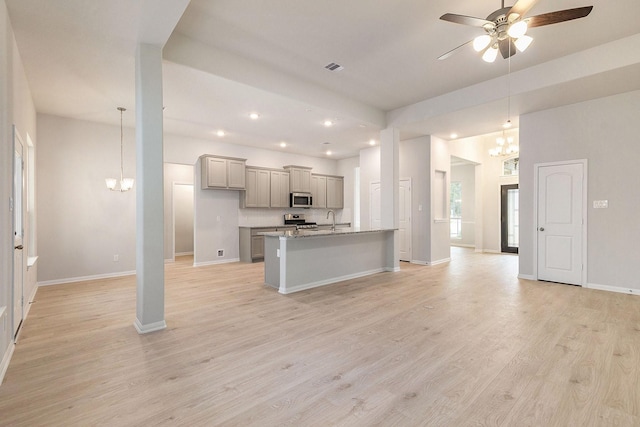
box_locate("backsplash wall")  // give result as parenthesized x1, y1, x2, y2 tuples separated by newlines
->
(238, 207, 349, 227)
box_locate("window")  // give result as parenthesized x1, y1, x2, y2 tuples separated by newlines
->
(450, 181, 462, 239)
(503, 157, 519, 176)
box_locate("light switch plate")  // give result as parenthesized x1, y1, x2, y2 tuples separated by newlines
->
(593, 200, 608, 209)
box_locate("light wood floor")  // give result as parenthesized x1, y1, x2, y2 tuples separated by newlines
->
(1, 248, 639, 426)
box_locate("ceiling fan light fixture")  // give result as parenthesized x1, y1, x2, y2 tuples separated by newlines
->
(473, 35, 492, 52)
(514, 35, 533, 52)
(507, 20, 528, 38)
(482, 45, 499, 63)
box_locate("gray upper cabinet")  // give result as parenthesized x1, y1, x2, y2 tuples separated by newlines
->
(284, 166, 312, 193)
(270, 170, 290, 208)
(311, 174, 327, 208)
(244, 167, 271, 208)
(326, 176, 344, 209)
(201, 155, 246, 190)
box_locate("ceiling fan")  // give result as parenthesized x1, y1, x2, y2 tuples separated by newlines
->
(438, 0, 593, 62)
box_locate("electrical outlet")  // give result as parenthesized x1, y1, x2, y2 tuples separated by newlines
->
(217, 249, 224, 257)
(216, 215, 221, 221)
(593, 200, 608, 209)
(113, 254, 119, 262)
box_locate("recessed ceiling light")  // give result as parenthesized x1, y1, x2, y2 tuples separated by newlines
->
(279, 142, 287, 148)
(324, 120, 333, 127)
(216, 130, 225, 137)
(450, 133, 458, 139)
(369, 139, 376, 146)
(249, 112, 260, 120)
(359, 124, 366, 128)
(326, 150, 332, 156)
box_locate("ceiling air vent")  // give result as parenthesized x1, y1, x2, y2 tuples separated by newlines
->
(324, 62, 344, 72)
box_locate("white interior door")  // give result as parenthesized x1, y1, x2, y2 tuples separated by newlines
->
(13, 128, 25, 338)
(370, 182, 381, 229)
(537, 162, 584, 285)
(399, 179, 411, 261)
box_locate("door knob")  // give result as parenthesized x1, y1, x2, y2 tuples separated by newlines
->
(15, 245, 23, 250)
(539, 227, 545, 232)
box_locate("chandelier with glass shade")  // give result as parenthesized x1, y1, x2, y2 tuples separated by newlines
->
(105, 107, 134, 192)
(489, 132, 519, 157)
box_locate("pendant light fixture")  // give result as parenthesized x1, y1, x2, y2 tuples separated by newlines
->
(105, 107, 134, 192)
(489, 43, 519, 157)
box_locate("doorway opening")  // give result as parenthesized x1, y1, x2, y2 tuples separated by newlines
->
(501, 184, 519, 254)
(173, 183, 194, 259)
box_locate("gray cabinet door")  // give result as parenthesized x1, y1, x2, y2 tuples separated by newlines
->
(311, 175, 327, 208)
(205, 157, 227, 188)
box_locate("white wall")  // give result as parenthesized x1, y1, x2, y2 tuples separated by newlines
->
(0, 0, 12, 375)
(37, 114, 137, 283)
(430, 137, 451, 263)
(519, 90, 640, 292)
(399, 136, 431, 263)
(1, 0, 37, 380)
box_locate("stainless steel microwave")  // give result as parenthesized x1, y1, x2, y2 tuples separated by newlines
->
(290, 192, 313, 208)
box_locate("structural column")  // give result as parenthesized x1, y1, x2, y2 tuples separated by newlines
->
(134, 43, 166, 334)
(380, 127, 400, 271)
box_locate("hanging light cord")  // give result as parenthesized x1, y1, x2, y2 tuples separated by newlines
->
(507, 42, 511, 124)
(119, 106, 125, 183)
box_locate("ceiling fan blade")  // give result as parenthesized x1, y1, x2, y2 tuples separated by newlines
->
(440, 13, 493, 28)
(499, 38, 516, 59)
(507, 0, 539, 20)
(527, 6, 593, 28)
(437, 40, 473, 60)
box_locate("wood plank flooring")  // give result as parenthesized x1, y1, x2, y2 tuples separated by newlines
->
(1, 247, 639, 426)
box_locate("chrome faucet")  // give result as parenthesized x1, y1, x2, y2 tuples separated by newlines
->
(327, 210, 336, 231)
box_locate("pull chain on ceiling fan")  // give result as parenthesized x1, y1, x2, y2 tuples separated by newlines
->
(438, 0, 593, 62)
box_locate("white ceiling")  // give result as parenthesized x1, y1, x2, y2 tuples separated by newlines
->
(6, 0, 640, 159)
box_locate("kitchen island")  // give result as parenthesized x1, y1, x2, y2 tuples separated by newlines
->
(262, 228, 398, 294)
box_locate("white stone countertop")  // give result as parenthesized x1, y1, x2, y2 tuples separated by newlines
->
(239, 223, 351, 229)
(259, 227, 396, 238)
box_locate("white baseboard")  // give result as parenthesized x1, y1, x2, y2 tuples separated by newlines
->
(175, 251, 194, 257)
(386, 266, 401, 272)
(586, 283, 639, 296)
(481, 249, 501, 254)
(410, 258, 451, 266)
(451, 243, 475, 248)
(427, 258, 451, 266)
(518, 274, 536, 280)
(193, 258, 240, 267)
(38, 270, 136, 287)
(0, 341, 15, 386)
(279, 268, 386, 294)
(134, 319, 167, 334)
